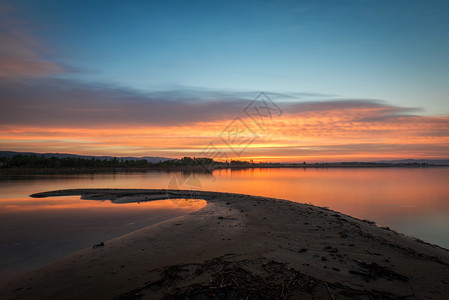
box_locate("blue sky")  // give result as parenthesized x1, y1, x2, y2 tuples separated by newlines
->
(1, 0, 449, 160)
(10, 0, 449, 114)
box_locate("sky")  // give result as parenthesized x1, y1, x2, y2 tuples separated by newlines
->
(0, 0, 448, 162)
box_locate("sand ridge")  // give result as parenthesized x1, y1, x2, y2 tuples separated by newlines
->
(1, 189, 448, 299)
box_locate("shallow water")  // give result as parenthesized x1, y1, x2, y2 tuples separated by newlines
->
(1, 167, 448, 282)
(0, 184, 205, 283)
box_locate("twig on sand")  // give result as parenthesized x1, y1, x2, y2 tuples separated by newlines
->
(325, 282, 335, 300)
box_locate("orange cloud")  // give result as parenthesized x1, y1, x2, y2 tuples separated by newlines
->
(1, 104, 448, 162)
(1, 64, 448, 162)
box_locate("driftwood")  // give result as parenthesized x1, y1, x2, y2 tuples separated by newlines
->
(114, 254, 406, 300)
(92, 242, 105, 249)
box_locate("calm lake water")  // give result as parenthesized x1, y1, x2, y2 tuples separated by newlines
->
(1, 167, 448, 283)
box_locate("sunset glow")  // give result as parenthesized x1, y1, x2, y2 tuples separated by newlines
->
(1, 106, 448, 162)
(1, 1, 448, 162)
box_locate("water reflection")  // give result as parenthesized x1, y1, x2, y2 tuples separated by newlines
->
(0, 195, 205, 284)
(0, 167, 448, 283)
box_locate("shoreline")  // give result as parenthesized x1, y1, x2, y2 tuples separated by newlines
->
(0, 163, 447, 175)
(1, 189, 448, 299)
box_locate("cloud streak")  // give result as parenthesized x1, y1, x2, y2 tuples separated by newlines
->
(0, 64, 448, 161)
(1, 77, 448, 161)
(0, 78, 442, 128)
(0, 78, 255, 127)
(0, 5, 63, 78)
(1, 3, 448, 162)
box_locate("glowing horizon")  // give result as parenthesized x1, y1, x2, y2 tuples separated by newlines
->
(1, 102, 448, 162)
(1, 1, 448, 162)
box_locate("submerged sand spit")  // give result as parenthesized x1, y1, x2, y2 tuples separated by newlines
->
(1, 189, 448, 299)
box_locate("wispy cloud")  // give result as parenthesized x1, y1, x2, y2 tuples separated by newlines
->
(1, 76, 448, 161)
(2, 77, 444, 129)
(1, 3, 447, 161)
(0, 5, 63, 78)
(0, 78, 251, 127)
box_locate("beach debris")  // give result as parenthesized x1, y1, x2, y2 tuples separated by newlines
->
(114, 255, 409, 300)
(92, 242, 104, 249)
(349, 260, 409, 282)
(371, 235, 449, 266)
(324, 246, 339, 253)
(340, 233, 348, 238)
(364, 249, 382, 256)
(115, 256, 318, 299)
(325, 282, 335, 300)
(362, 219, 377, 225)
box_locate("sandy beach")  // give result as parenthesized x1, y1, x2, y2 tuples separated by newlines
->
(1, 188, 448, 299)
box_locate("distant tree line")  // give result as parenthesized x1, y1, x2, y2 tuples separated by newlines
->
(0, 154, 151, 168)
(0, 154, 255, 169)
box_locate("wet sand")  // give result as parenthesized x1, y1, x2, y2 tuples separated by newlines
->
(1, 189, 448, 299)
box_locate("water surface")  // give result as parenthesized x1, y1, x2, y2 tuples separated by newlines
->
(1, 167, 448, 283)
(0, 174, 206, 283)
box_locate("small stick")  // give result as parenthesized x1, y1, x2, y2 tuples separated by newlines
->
(231, 277, 240, 288)
(325, 282, 335, 300)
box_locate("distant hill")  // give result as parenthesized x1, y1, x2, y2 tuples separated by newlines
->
(0, 151, 172, 163)
(375, 159, 449, 165)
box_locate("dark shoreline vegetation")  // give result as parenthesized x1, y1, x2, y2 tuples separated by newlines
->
(0, 154, 444, 174)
